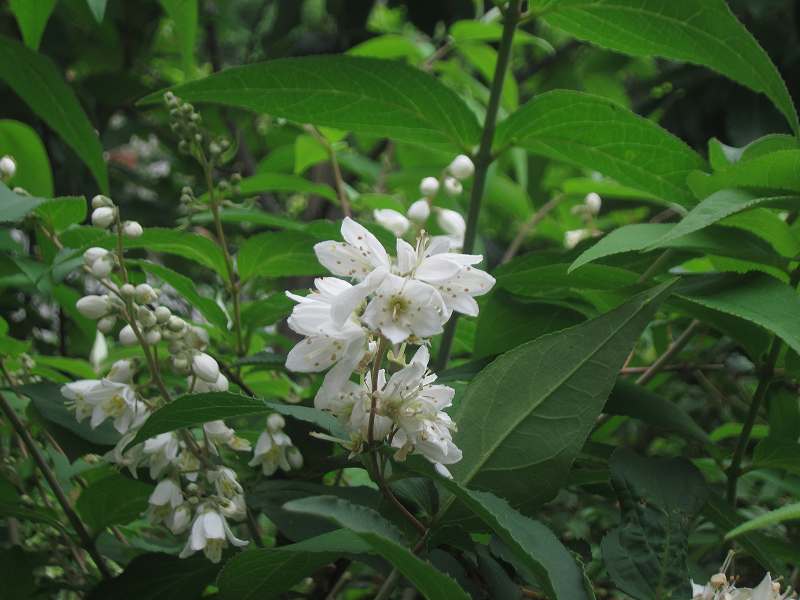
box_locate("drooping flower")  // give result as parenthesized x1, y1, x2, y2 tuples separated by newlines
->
(146, 478, 184, 524)
(60, 378, 147, 434)
(179, 506, 248, 563)
(248, 414, 301, 476)
(142, 432, 181, 479)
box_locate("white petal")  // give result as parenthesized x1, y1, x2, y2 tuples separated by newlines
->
(341, 217, 390, 270)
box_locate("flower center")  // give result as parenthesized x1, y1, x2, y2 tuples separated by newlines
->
(388, 295, 409, 320)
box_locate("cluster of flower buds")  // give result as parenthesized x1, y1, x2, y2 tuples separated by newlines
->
(0, 154, 16, 182)
(564, 192, 603, 249)
(89, 194, 143, 238)
(373, 154, 473, 249)
(283, 217, 494, 476)
(164, 91, 231, 168)
(690, 553, 794, 600)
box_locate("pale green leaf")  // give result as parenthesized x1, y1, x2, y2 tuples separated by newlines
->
(9, 0, 57, 50)
(159, 0, 197, 75)
(238, 231, 324, 282)
(726, 503, 800, 541)
(0, 119, 53, 196)
(0, 181, 47, 223)
(687, 150, 800, 199)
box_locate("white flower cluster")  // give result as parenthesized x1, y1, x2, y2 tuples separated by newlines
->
(564, 191, 602, 249)
(61, 195, 305, 562)
(690, 554, 794, 600)
(373, 154, 473, 249)
(284, 216, 494, 476)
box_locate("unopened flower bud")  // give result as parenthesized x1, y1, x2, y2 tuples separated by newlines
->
(167, 315, 186, 332)
(173, 357, 189, 372)
(107, 359, 135, 383)
(267, 413, 285, 432)
(97, 316, 116, 334)
(119, 283, 135, 298)
(134, 283, 157, 304)
(91, 194, 114, 209)
(91, 256, 114, 278)
(145, 328, 162, 345)
(154, 306, 171, 323)
(287, 446, 303, 469)
(192, 352, 219, 383)
(137, 306, 156, 328)
(118, 324, 137, 346)
(443, 176, 462, 197)
(122, 221, 143, 238)
(83, 247, 108, 265)
(419, 176, 439, 198)
(436, 208, 466, 238)
(91, 206, 115, 229)
(76, 295, 109, 319)
(373, 209, 410, 237)
(585, 192, 602, 215)
(564, 228, 589, 249)
(448, 154, 474, 180)
(407, 199, 430, 222)
(0, 155, 17, 180)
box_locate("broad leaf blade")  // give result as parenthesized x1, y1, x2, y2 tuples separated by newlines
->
(238, 231, 324, 281)
(0, 119, 54, 196)
(139, 56, 481, 152)
(726, 502, 800, 540)
(495, 91, 706, 206)
(687, 150, 800, 199)
(76, 473, 152, 536)
(541, 0, 799, 134)
(444, 280, 676, 521)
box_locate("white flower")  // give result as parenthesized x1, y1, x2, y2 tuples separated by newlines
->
(373, 209, 410, 237)
(143, 432, 180, 479)
(179, 507, 248, 563)
(119, 324, 138, 346)
(147, 479, 184, 523)
(107, 359, 135, 383)
(448, 154, 474, 180)
(443, 176, 462, 197)
(314, 217, 390, 281)
(285, 277, 368, 374)
(83, 247, 109, 265)
(105, 431, 145, 477)
(194, 373, 229, 393)
(407, 199, 430, 223)
(564, 228, 590, 249)
(249, 416, 299, 476)
(61, 378, 146, 434)
(91, 206, 115, 228)
(585, 192, 602, 215)
(165, 504, 192, 535)
(0, 155, 17, 180)
(361, 272, 447, 344)
(90, 254, 114, 278)
(208, 467, 243, 498)
(122, 220, 143, 238)
(192, 352, 219, 383)
(90, 330, 108, 370)
(203, 419, 251, 453)
(419, 176, 439, 198)
(395, 237, 494, 318)
(435, 208, 466, 249)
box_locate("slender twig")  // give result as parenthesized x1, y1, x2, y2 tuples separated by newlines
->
(217, 356, 256, 397)
(636, 320, 701, 386)
(637, 248, 674, 284)
(304, 125, 351, 217)
(501, 194, 564, 264)
(374, 534, 429, 600)
(621, 363, 724, 375)
(434, 0, 523, 372)
(0, 383, 112, 579)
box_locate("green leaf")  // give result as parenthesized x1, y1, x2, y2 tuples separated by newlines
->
(130, 392, 340, 447)
(541, 0, 799, 134)
(645, 190, 798, 251)
(687, 150, 800, 199)
(569, 223, 785, 273)
(0, 476, 67, 533)
(240, 294, 294, 330)
(443, 280, 675, 522)
(140, 56, 480, 152)
(238, 231, 324, 282)
(677, 273, 800, 356)
(217, 530, 371, 600)
(85, 0, 108, 23)
(34, 196, 87, 233)
(0, 181, 47, 223)
(159, 0, 198, 75)
(429, 475, 590, 600)
(88, 553, 221, 600)
(126, 228, 227, 274)
(496, 258, 640, 297)
(0, 119, 53, 196)
(752, 437, 800, 475)
(604, 379, 711, 446)
(601, 449, 708, 600)
(0, 36, 108, 192)
(726, 502, 800, 541)
(285, 496, 471, 600)
(137, 260, 228, 331)
(8, 0, 56, 50)
(293, 134, 328, 175)
(77, 473, 152, 536)
(198, 172, 337, 205)
(495, 91, 706, 206)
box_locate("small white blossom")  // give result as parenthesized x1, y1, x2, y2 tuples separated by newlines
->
(585, 192, 602, 215)
(143, 432, 181, 479)
(90, 254, 114, 278)
(443, 176, 462, 197)
(435, 208, 466, 249)
(0, 155, 16, 180)
(60, 378, 147, 434)
(407, 199, 430, 222)
(83, 247, 109, 265)
(91, 206, 115, 228)
(89, 330, 108, 370)
(448, 154, 474, 180)
(208, 467, 243, 498)
(373, 208, 410, 237)
(314, 217, 390, 281)
(564, 228, 590, 249)
(249, 415, 300, 476)
(147, 478, 184, 524)
(194, 373, 229, 393)
(106, 359, 135, 383)
(91, 194, 114, 209)
(122, 220, 143, 238)
(192, 352, 219, 383)
(419, 176, 439, 198)
(165, 504, 192, 535)
(119, 324, 138, 346)
(179, 506, 248, 563)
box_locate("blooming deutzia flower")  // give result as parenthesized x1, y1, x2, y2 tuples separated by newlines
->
(146, 478, 184, 524)
(164, 503, 192, 535)
(105, 431, 145, 476)
(143, 432, 181, 479)
(373, 208, 410, 237)
(314, 217, 390, 280)
(61, 378, 147, 434)
(395, 237, 494, 318)
(248, 414, 301, 476)
(179, 506, 248, 563)
(203, 420, 252, 453)
(208, 467, 243, 499)
(361, 272, 447, 344)
(219, 494, 247, 521)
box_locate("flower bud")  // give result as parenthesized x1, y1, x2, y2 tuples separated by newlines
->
(83, 247, 108, 265)
(134, 283, 157, 304)
(419, 176, 439, 198)
(448, 154, 474, 180)
(91, 206, 115, 229)
(154, 306, 171, 323)
(585, 192, 602, 215)
(192, 352, 219, 383)
(267, 413, 285, 432)
(118, 324, 138, 346)
(91, 256, 114, 278)
(0, 155, 17, 180)
(107, 359, 135, 383)
(145, 328, 162, 345)
(122, 220, 143, 238)
(373, 209, 410, 237)
(287, 446, 303, 470)
(407, 199, 430, 223)
(119, 283, 135, 298)
(564, 228, 589, 249)
(167, 315, 186, 332)
(173, 357, 190, 373)
(436, 208, 466, 238)
(443, 176, 463, 197)
(76, 295, 110, 319)
(137, 306, 157, 328)
(91, 194, 114, 209)
(97, 316, 116, 334)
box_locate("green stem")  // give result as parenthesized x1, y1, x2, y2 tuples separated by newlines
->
(434, 0, 522, 372)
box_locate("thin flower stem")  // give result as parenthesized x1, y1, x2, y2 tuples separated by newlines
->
(635, 320, 701, 386)
(434, 0, 522, 372)
(304, 125, 351, 217)
(0, 368, 112, 579)
(501, 194, 564, 264)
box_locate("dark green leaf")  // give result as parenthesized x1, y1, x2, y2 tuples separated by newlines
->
(8, 0, 56, 50)
(687, 150, 800, 199)
(238, 231, 324, 281)
(77, 473, 153, 535)
(0, 182, 47, 223)
(159, 0, 197, 74)
(0, 119, 53, 196)
(141, 56, 480, 152)
(125, 228, 227, 274)
(0, 547, 38, 599)
(35, 196, 87, 232)
(0, 36, 108, 191)
(752, 437, 800, 475)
